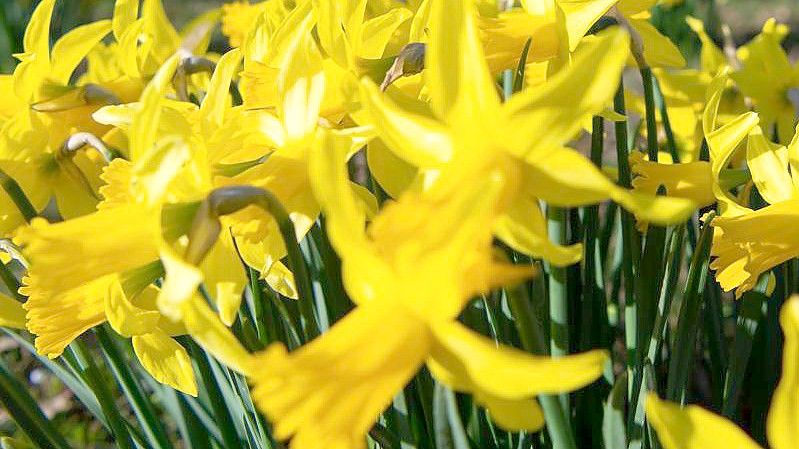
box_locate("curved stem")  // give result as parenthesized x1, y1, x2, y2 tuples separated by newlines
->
(185, 186, 320, 341)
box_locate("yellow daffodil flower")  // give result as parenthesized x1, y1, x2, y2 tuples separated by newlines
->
(646, 294, 799, 449)
(0, 0, 135, 226)
(358, 0, 695, 266)
(15, 55, 253, 392)
(248, 128, 609, 449)
(732, 19, 799, 145)
(221, 1, 271, 48)
(480, 0, 685, 78)
(699, 73, 799, 295)
(630, 152, 715, 208)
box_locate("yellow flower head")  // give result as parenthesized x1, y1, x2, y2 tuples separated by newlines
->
(359, 0, 694, 267)
(248, 127, 608, 449)
(222, 1, 271, 48)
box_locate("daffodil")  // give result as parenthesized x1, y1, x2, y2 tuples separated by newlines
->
(623, 16, 746, 162)
(15, 55, 253, 392)
(731, 19, 799, 145)
(212, 10, 378, 300)
(698, 73, 799, 295)
(646, 294, 799, 449)
(0, 0, 127, 224)
(221, 1, 271, 48)
(248, 128, 609, 449)
(479, 0, 685, 80)
(358, 0, 694, 267)
(630, 152, 715, 208)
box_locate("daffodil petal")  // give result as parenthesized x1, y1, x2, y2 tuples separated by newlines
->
(746, 127, 794, 204)
(181, 296, 253, 374)
(366, 138, 419, 198)
(503, 28, 628, 158)
(767, 295, 799, 449)
(645, 394, 762, 449)
(105, 277, 161, 338)
(526, 147, 696, 224)
(0, 293, 26, 329)
(112, 0, 139, 40)
(200, 48, 243, 129)
(49, 20, 112, 86)
(478, 394, 545, 432)
(358, 80, 454, 167)
(430, 321, 608, 399)
(426, 0, 500, 124)
(249, 302, 430, 447)
(629, 18, 686, 68)
(495, 194, 583, 266)
(133, 329, 198, 396)
(558, 0, 618, 52)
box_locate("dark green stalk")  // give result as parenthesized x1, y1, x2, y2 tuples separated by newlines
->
(628, 226, 685, 446)
(636, 212, 667, 362)
(614, 81, 640, 387)
(546, 205, 571, 416)
(0, 167, 36, 222)
(248, 267, 274, 346)
(581, 116, 608, 349)
(654, 78, 681, 162)
(0, 357, 74, 449)
(703, 278, 727, 408)
(369, 423, 399, 449)
(94, 326, 174, 449)
(721, 281, 767, 418)
(665, 213, 715, 403)
(68, 339, 135, 449)
(640, 67, 660, 162)
(576, 116, 610, 446)
(433, 383, 470, 449)
(506, 284, 577, 449)
(161, 388, 213, 449)
(185, 339, 241, 449)
(0, 260, 22, 301)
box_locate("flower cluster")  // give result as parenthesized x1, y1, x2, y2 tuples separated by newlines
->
(0, 1, 797, 449)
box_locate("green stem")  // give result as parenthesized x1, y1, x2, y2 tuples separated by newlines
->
(68, 339, 135, 449)
(0, 260, 22, 301)
(248, 267, 273, 347)
(185, 339, 241, 449)
(95, 325, 174, 449)
(546, 205, 571, 416)
(0, 357, 74, 449)
(640, 67, 659, 162)
(666, 214, 715, 403)
(507, 284, 577, 449)
(721, 278, 768, 418)
(0, 167, 36, 222)
(654, 78, 681, 162)
(628, 226, 685, 447)
(614, 82, 640, 394)
(433, 383, 470, 449)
